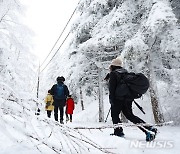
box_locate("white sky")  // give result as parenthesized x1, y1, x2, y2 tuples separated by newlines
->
(21, 0, 79, 63)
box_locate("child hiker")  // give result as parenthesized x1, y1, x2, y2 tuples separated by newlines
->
(66, 95, 75, 122)
(44, 90, 54, 118)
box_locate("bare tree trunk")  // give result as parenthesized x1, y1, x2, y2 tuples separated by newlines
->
(37, 63, 40, 101)
(147, 37, 164, 124)
(149, 85, 164, 124)
(98, 67, 104, 122)
(79, 86, 84, 110)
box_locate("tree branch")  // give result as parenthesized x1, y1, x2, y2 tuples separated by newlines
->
(0, 8, 10, 23)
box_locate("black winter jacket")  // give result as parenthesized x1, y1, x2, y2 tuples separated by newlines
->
(50, 82, 69, 107)
(109, 67, 127, 105)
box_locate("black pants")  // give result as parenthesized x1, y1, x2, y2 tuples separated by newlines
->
(54, 106, 64, 121)
(47, 110, 52, 118)
(111, 99, 150, 134)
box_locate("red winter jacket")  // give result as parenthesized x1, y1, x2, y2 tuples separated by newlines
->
(66, 98, 75, 114)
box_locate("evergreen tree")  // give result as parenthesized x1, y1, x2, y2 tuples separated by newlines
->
(122, 0, 180, 124)
(45, 0, 180, 124)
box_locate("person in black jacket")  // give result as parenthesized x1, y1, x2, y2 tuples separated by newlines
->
(51, 76, 69, 124)
(108, 57, 157, 141)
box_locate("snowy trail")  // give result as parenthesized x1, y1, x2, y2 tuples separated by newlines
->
(0, 113, 180, 154)
(0, 97, 179, 154)
(68, 122, 180, 154)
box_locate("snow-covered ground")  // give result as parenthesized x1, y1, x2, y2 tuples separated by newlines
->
(0, 98, 179, 154)
(0, 118, 179, 154)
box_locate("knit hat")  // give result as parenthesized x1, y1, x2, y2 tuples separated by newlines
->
(110, 57, 122, 67)
(57, 76, 65, 82)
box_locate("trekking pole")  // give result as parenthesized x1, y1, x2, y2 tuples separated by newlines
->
(105, 108, 111, 122)
(133, 100, 145, 114)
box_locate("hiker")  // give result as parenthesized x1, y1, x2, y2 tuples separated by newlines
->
(44, 89, 54, 118)
(66, 95, 75, 122)
(50, 76, 69, 124)
(108, 57, 157, 141)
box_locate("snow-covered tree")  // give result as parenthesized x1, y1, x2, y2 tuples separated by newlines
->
(0, 0, 37, 102)
(170, 0, 180, 22)
(44, 0, 180, 124)
(122, 0, 180, 124)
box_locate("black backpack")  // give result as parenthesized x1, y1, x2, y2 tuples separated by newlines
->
(115, 71, 149, 99)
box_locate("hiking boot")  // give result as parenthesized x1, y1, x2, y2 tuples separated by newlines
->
(114, 131, 125, 137)
(146, 132, 155, 142)
(150, 127, 157, 135)
(114, 128, 125, 137)
(66, 115, 69, 120)
(60, 120, 64, 124)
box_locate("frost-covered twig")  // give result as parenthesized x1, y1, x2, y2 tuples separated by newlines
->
(28, 135, 62, 154)
(38, 118, 115, 154)
(68, 133, 115, 154)
(73, 121, 173, 130)
(0, 97, 116, 154)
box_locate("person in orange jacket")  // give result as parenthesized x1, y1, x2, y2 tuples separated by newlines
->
(44, 90, 54, 118)
(66, 95, 75, 122)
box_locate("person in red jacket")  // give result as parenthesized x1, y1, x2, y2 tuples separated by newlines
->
(66, 95, 75, 122)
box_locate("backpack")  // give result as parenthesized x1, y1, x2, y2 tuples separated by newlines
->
(115, 71, 149, 99)
(55, 84, 65, 100)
